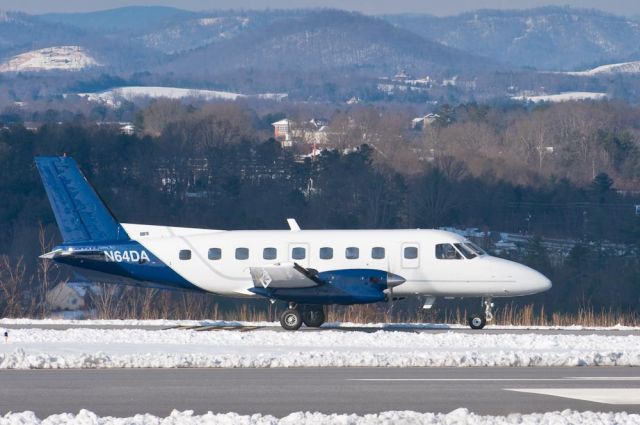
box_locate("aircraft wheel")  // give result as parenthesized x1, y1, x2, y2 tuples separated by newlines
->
(302, 308, 325, 328)
(280, 308, 303, 331)
(468, 314, 486, 330)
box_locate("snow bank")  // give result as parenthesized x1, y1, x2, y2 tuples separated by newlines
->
(0, 318, 273, 327)
(2, 409, 639, 425)
(77, 86, 287, 107)
(0, 327, 638, 369)
(512, 92, 607, 103)
(0, 46, 98, 72)
(565, 61, 640, 76)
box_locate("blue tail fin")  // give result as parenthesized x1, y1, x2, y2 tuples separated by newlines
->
(35, 156, 130, 244)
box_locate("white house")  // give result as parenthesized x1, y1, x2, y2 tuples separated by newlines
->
(411, 113, 440, 130)
(46, 282, 87, 311)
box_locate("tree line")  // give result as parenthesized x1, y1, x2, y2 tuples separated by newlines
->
(0, 100, 639, 319)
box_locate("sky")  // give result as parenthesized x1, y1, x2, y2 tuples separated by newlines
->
(4, 0, 640, 16)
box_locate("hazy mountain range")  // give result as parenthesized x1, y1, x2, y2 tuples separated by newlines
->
(2, 6, 639, 73)
(386, 7, 640, 71)
(1, 6, 640, 101)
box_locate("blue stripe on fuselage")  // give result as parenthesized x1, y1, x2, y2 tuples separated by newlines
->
(52, 241, 203, 292)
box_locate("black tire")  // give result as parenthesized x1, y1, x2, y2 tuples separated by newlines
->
(280, 308, 303, 331)
(302, 308, 325, 328)
(468, 314, 487, 330)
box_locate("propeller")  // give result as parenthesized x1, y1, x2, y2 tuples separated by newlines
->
(385, 272, 406, 318)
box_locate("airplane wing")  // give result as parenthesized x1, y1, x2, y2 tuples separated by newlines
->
(249, 262, 322, 289)
(248, 264, 406, 304)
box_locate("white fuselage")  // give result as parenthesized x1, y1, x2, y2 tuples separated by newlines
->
(121, 224, 552, 300)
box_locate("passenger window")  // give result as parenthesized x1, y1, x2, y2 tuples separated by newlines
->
(371, 247, 385, 259)
(179, 249, 191, 260)
(404, 246, 418, 259)
(291, 247, 306, 260)
(435, 243, 462, 260)
(263, 247, 277, 260)
(345, 247, 359, 259)
(235, 247, 249, 260)
(208, 248, 221, 260)
(319, 247, 333, 259)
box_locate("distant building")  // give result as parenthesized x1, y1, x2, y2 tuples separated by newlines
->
(537, 146, 555, 154)
(442, 76, 458, 86)
(95, 121, 135, 135)
(295, 146, 324, 163)
(405, 76, 433, 87)
(309, 118, 329, 129)
(346, 96, 361, 105)
(271, 119, 294, 148)
(304, 125, 328, 145)
(442, 76, 477, 89)
(411, 113, 440, 130)
(46, 282, 87, 311)
(271, 119, 290, 140)
(393, 69, 411, 81)
(120, 123, 135, 135)
(272, 118, 332, 148)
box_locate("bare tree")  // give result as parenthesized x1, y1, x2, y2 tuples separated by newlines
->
(88, 284, 123, 319)
(36, 223, 64, 318)
(0, 256, 31, 318)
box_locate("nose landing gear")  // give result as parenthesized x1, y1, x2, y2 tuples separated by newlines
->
(468, 298, 494, 330)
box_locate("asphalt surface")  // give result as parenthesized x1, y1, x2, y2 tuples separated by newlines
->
(0, 367, 639, 417)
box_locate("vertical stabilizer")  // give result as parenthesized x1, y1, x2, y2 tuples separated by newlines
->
(35, 156, 129, 243)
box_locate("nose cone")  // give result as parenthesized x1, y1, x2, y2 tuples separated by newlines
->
(514, 264, 552, 295)
(527, 269, 552, 293)
(487, 257, 552, 296)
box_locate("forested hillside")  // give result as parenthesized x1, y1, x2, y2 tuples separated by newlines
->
(386, 7, 640, 71)
(0, 100, 639, 319)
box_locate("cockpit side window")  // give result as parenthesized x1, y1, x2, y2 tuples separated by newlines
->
(435, 243, 463, 260)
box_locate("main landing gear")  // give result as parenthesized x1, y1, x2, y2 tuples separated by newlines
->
(468, 298, 494, 330)
(279, 303, 326, 331)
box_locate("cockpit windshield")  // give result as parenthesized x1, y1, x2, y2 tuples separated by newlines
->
(454, 243, 477, 259)
(436, 241, 486, 260)
(464, 241, 486, 256)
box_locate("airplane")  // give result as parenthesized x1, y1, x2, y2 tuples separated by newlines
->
(35, 156, 552, 330)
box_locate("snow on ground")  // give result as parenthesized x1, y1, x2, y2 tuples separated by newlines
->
(0, 46, 98, 72)
(0, 325, 639, 369)
(565, 61, 640, 76)
(78, 86, 287, 107)
(511, 91, 608, 103)
(2, 318, 639, 331)
(2, 408, 640, 425)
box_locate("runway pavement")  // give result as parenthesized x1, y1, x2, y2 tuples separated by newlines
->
(0, 367, 639, 417)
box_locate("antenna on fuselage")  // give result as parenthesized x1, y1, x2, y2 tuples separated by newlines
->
(287, 218, 301, 231)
